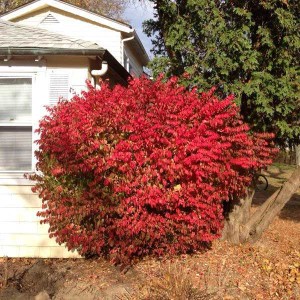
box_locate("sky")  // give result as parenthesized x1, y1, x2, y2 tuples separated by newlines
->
(123, 2, 154, 59)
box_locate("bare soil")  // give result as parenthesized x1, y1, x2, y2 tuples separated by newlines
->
(0, 163, 299, 300)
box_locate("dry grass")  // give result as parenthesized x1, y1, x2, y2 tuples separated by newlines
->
(119, 261, 219, 300)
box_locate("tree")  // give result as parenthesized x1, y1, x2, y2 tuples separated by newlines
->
(144, 0, 300, 146)
(0, 0, 128, 20)
(144, 0, 300, 243)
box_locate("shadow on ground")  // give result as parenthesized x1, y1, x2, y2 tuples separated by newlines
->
(252, 162, 300, 223)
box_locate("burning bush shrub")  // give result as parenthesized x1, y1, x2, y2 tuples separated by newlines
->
(30, 77, 275, 263)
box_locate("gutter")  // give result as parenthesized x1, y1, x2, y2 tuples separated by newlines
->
(0, 47, 106, 57)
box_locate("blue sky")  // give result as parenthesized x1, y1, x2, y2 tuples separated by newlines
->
(123, 2, 154, 59)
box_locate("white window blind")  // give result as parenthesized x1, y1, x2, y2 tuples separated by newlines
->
(0, 77, 32, 171)
(0, 127, 32, 171)
(49, 73, 69, 106)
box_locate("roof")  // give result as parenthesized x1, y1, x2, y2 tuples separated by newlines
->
(0, 0, 149, 64)
(0, 19, 104, 52)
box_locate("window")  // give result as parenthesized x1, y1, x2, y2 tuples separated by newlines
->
(0, 77, 33, 171)
(129, 63, 134, 75)
(123, 52, 129, 72)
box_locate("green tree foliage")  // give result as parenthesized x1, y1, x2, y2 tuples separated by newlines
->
(0, 0, 127, 20)
(144, 0, 300, 145)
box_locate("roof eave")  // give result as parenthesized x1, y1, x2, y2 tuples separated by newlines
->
(133, 31, 150, 65)
(102, 51, 131, 83)
(0, 47, 131, 84)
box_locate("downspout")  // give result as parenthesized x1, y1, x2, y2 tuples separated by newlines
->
(91, 60, 108, 86)
(91, 60, 108, 76)
(121, 34, 135, 71)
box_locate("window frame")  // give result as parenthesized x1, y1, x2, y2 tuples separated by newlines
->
(0, 73, 35, 174)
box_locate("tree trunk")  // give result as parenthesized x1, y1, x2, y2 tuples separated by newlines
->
(295, 144, 300, 166)
(222, 189, 254, 243)
(223, 167, 300, 244)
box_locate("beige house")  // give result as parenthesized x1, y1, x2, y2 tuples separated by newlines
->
(0, 0, 149, 258)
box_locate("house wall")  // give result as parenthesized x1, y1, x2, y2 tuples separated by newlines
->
(12, 7, 122, 63)
(0, 185, 79, 258)
(0, 57, 93, 258)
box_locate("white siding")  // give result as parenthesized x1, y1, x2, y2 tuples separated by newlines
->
(46, 57, 90, 103)
(0, 59, 90, 258)
(0, 185, 80, 258)
(13, 7, 122, 63)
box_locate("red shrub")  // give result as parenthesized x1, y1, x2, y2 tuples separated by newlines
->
(30, 77, 276, 263)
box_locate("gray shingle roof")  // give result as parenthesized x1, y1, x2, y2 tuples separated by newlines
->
(0, 19, 131, 85)
(0, 19, 104, 52)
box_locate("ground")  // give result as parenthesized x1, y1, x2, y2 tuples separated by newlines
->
(0, 163, 299, 300)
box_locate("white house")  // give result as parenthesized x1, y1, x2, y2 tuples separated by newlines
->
(1, 0, 149, 77)
(0, 0, 149, 258)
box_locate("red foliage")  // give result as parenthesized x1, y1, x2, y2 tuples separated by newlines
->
(29, 77, 276, 263)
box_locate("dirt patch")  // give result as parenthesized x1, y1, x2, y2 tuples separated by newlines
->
(0, 163, 299, 299)
(0, 258, 140, 300)
(0, 260, 66, 299)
